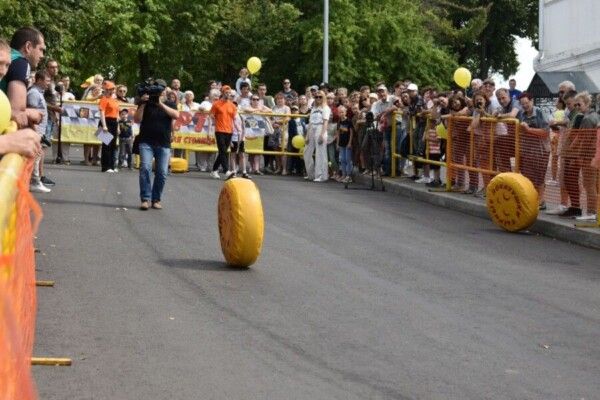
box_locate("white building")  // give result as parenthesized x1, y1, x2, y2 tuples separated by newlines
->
(531, 0, 600, 96)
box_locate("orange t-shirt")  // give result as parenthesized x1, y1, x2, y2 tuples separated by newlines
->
(98, 96, 120, 119)
(210, 99, 237, 134)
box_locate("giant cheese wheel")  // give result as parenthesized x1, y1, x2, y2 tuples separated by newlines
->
(486, 172, 538, 232)
(218, 178, 264, 267)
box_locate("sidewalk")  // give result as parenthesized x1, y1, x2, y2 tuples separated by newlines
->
(355, 174, 600, 251)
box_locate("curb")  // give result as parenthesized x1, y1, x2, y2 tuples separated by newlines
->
(355, 174, 600, 251)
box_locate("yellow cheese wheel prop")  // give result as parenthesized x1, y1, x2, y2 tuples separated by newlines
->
(0, 90, 11, 134)
(218, 178, 264, 267)
(170, 157, 188, 173)
(486, 172, 539, 232)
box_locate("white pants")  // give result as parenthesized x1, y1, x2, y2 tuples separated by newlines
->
(304, 126, 328, 181)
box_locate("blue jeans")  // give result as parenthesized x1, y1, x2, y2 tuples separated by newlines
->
(338, 146, 353, 176)
(139, 143, 170, 202)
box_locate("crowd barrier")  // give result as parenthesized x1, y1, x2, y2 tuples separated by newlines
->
(0, 125, 42, 400)
(390, 113, 599, 227)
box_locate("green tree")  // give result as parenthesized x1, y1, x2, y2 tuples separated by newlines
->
(427, 0, 538, 79)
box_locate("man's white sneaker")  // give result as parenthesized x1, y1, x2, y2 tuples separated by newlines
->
(106, 169, 115, 173)
(210, 171, 220, 179)
(224, 170, 235, 180)
(575, 213, 597, 221)
(30, 182, 51, 193)
(415, 176, 432, 184)
(546, 205, 568, 215)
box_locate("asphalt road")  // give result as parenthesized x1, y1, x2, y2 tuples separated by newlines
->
(32, 157, 600, 400)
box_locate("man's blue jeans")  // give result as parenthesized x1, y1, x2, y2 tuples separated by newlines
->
(139, 143, 170, 202)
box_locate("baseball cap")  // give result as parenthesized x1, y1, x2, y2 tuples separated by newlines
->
(407, 83, 418, 91)
(376, 84, 387, 91)
(310, 85, 319, 91)
(103, 81, 115, 90)
(221, 85, 232, 93)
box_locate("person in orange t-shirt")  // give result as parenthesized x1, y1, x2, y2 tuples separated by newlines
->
(210, 85, 237, 179)
(98, 80, 120, 172)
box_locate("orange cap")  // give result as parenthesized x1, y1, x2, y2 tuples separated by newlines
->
(221, 85, 232, 93)
(103, 81, 116, 90)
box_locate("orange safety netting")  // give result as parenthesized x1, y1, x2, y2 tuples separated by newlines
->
(0, 159, 42, 400)
(448, 117, 520, 192)
(544, 128, 599, 216)
(447, 117, 599, 219)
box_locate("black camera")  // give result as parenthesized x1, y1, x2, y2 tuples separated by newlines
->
(136, 78, 166, 102)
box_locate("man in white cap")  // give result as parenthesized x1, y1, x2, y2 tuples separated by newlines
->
(370, 82, 398, 176)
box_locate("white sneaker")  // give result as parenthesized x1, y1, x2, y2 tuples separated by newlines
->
(122, 161, 128, 168)
(106, 169, 115, 173)
(113, 168, 119, 173)
(313, 178, 327, 182)
(546, 205, 568, 215)
(30, 182, 51, 193)
(575, 213, 597, 221)
(210, 171, 220, 179)
(415, 176, 432, 184)
(224, 170, 235, 179)
(545, 179, 559, 186)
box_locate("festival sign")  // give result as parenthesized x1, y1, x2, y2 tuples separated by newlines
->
(60, 100, 137, 144)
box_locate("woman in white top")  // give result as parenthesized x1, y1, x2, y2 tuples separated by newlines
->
(304, 90, 330, 182)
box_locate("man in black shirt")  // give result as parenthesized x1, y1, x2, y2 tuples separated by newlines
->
(133, 82, 179, 210)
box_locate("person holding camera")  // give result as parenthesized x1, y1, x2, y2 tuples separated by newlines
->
(133, 80, 179, 210)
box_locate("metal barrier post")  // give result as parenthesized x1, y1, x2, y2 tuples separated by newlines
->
(391, 112, 398, 178)
(445, 117, 453, 192)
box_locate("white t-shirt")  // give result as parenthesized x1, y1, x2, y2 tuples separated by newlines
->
(198, 100, 212, 111)
(231, 113, 243, 142)
(181, 101, 200, 112)
(309, 105, 331, 125)
(235, 77, 252, 94)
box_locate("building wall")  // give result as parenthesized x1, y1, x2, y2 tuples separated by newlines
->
(535, 0, 600, 84)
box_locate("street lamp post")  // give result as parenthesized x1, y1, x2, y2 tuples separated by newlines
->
(323, 0, 329, 84)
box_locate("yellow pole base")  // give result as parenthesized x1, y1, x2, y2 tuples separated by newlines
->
(31, 357, 72, 366)
(36, 280, 55, 287)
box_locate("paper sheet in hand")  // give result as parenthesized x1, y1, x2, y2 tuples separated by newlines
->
(95, 128, 114, 145)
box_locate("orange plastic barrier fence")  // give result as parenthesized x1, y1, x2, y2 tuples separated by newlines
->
(0, 156, 42, 400)
(544, 128, 599, 219)
(447, 116, 521, 193)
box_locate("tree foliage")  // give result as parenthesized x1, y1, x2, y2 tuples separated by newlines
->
(0, 0, 537, 94)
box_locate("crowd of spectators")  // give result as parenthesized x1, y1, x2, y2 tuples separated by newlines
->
(1, 27, 598, 219)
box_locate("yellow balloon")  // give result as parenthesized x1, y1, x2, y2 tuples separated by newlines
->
(291, 135, 305, 150)
(247, 57, 262, 74)
(453, 67, 472, 89)
(0, 90, 11, 134)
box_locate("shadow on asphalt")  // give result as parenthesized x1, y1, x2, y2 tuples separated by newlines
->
(42, 198, 127, 209)
(159, 258, 251, 272)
